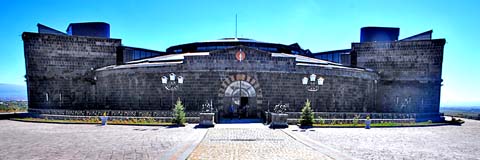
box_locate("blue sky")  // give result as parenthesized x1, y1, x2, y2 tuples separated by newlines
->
(0, 0, 478, 106)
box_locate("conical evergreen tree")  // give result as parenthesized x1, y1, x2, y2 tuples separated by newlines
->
(172, 98, 186, 126)
(299, 99, 314, 127)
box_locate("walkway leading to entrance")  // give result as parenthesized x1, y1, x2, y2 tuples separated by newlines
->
(214, 123, 267, 129)
(218, 118, 263, 124)
(187, 126, 334, 160)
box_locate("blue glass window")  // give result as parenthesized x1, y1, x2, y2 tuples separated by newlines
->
(333, 53, 340, 62)
(133, 50, 140, 59)
(174, 49, 182, 53)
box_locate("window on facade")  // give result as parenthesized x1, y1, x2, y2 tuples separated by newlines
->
(197, 46, 208, 51)
(333, 53, 340, 62)
(259, 47, 278, 52)
(320, 54, 327, 59)
(328, 54, 333, 61)
(217, 46, 230, 50)
(174, 49, 182, 53)
(133, 50, 140, 59)
(206, 46, 216, 50)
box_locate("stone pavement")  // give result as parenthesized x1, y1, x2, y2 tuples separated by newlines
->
(2, 119, 479, 160)
(293, 119, 480, 160)
(0, 120, 207, 160)
(187, 123, 335, 160)
(0, 121, 337, 160)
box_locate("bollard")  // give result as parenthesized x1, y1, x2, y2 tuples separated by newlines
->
(365, 116, 371, 129)
(100, 112, 108, 126)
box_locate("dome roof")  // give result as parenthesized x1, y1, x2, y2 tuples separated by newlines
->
(166, 38, 310, 56)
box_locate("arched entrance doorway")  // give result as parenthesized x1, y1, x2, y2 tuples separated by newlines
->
(217, 74, 264, 122)
(224, 80, 256, 119)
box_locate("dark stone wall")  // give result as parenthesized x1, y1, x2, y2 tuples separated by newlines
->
(22, 33, 444, 119)
(95, 69, 377, 112)
(94, 47, 378, 117)
(353, 39, 445, 113)
(22, 32, 121, 111)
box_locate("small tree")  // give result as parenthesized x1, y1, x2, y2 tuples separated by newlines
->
(353, 115, 360, 126)
(172, 98, 186, 126)
(299, 99, 314, 127)
(318, 116, 325, 125)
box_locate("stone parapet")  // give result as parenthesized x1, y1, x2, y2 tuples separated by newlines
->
(286, 112, 443, 123)
(28, 108, 200, 117)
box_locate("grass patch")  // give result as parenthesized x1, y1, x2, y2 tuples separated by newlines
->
(12, 117, 100, 124)
(312, 121, 447, 127)
(0, 101, 28, 113)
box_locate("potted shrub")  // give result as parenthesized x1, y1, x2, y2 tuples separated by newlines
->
(199, 100, 215, 127)
(269, 103, 289, 128)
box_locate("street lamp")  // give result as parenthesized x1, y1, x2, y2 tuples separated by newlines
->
(161, 73, 184, 107)
(302, 74, 324, 110)
(303, 74, 324, 92)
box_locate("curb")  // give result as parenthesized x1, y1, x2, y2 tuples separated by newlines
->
(295, 123, 451, 128)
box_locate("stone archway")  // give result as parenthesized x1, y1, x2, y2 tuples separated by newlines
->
(224, 81, 256, 105)
(218, 74, 263, 119)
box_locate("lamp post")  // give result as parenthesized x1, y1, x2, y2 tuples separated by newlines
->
(302, 74, 324, 110)
(161, 73, 184, 107)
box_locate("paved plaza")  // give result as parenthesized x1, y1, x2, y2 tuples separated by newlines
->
(290, 119, 480, 160)
(0, 120, 479, 160)
(188, 124, 335, 160)
(0, 120, 206, 160)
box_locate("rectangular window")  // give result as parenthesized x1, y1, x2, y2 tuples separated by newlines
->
(259, 47, 278, 52)
(133, 50, 140, 59)
(174, 49, 182, 53)
(320, 54, 327, 60)
(197, 46, 208, 51)
(333, 53, 340, 62)
(206, 46, 216, 50)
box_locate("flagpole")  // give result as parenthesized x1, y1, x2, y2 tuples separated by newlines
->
(235, 14, 237, 39)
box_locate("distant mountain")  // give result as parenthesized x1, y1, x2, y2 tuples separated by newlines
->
(0, 83, 27, 101)
(440, 106, 480, 113)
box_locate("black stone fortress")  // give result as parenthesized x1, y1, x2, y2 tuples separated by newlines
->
(22, 22, 445, 122)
